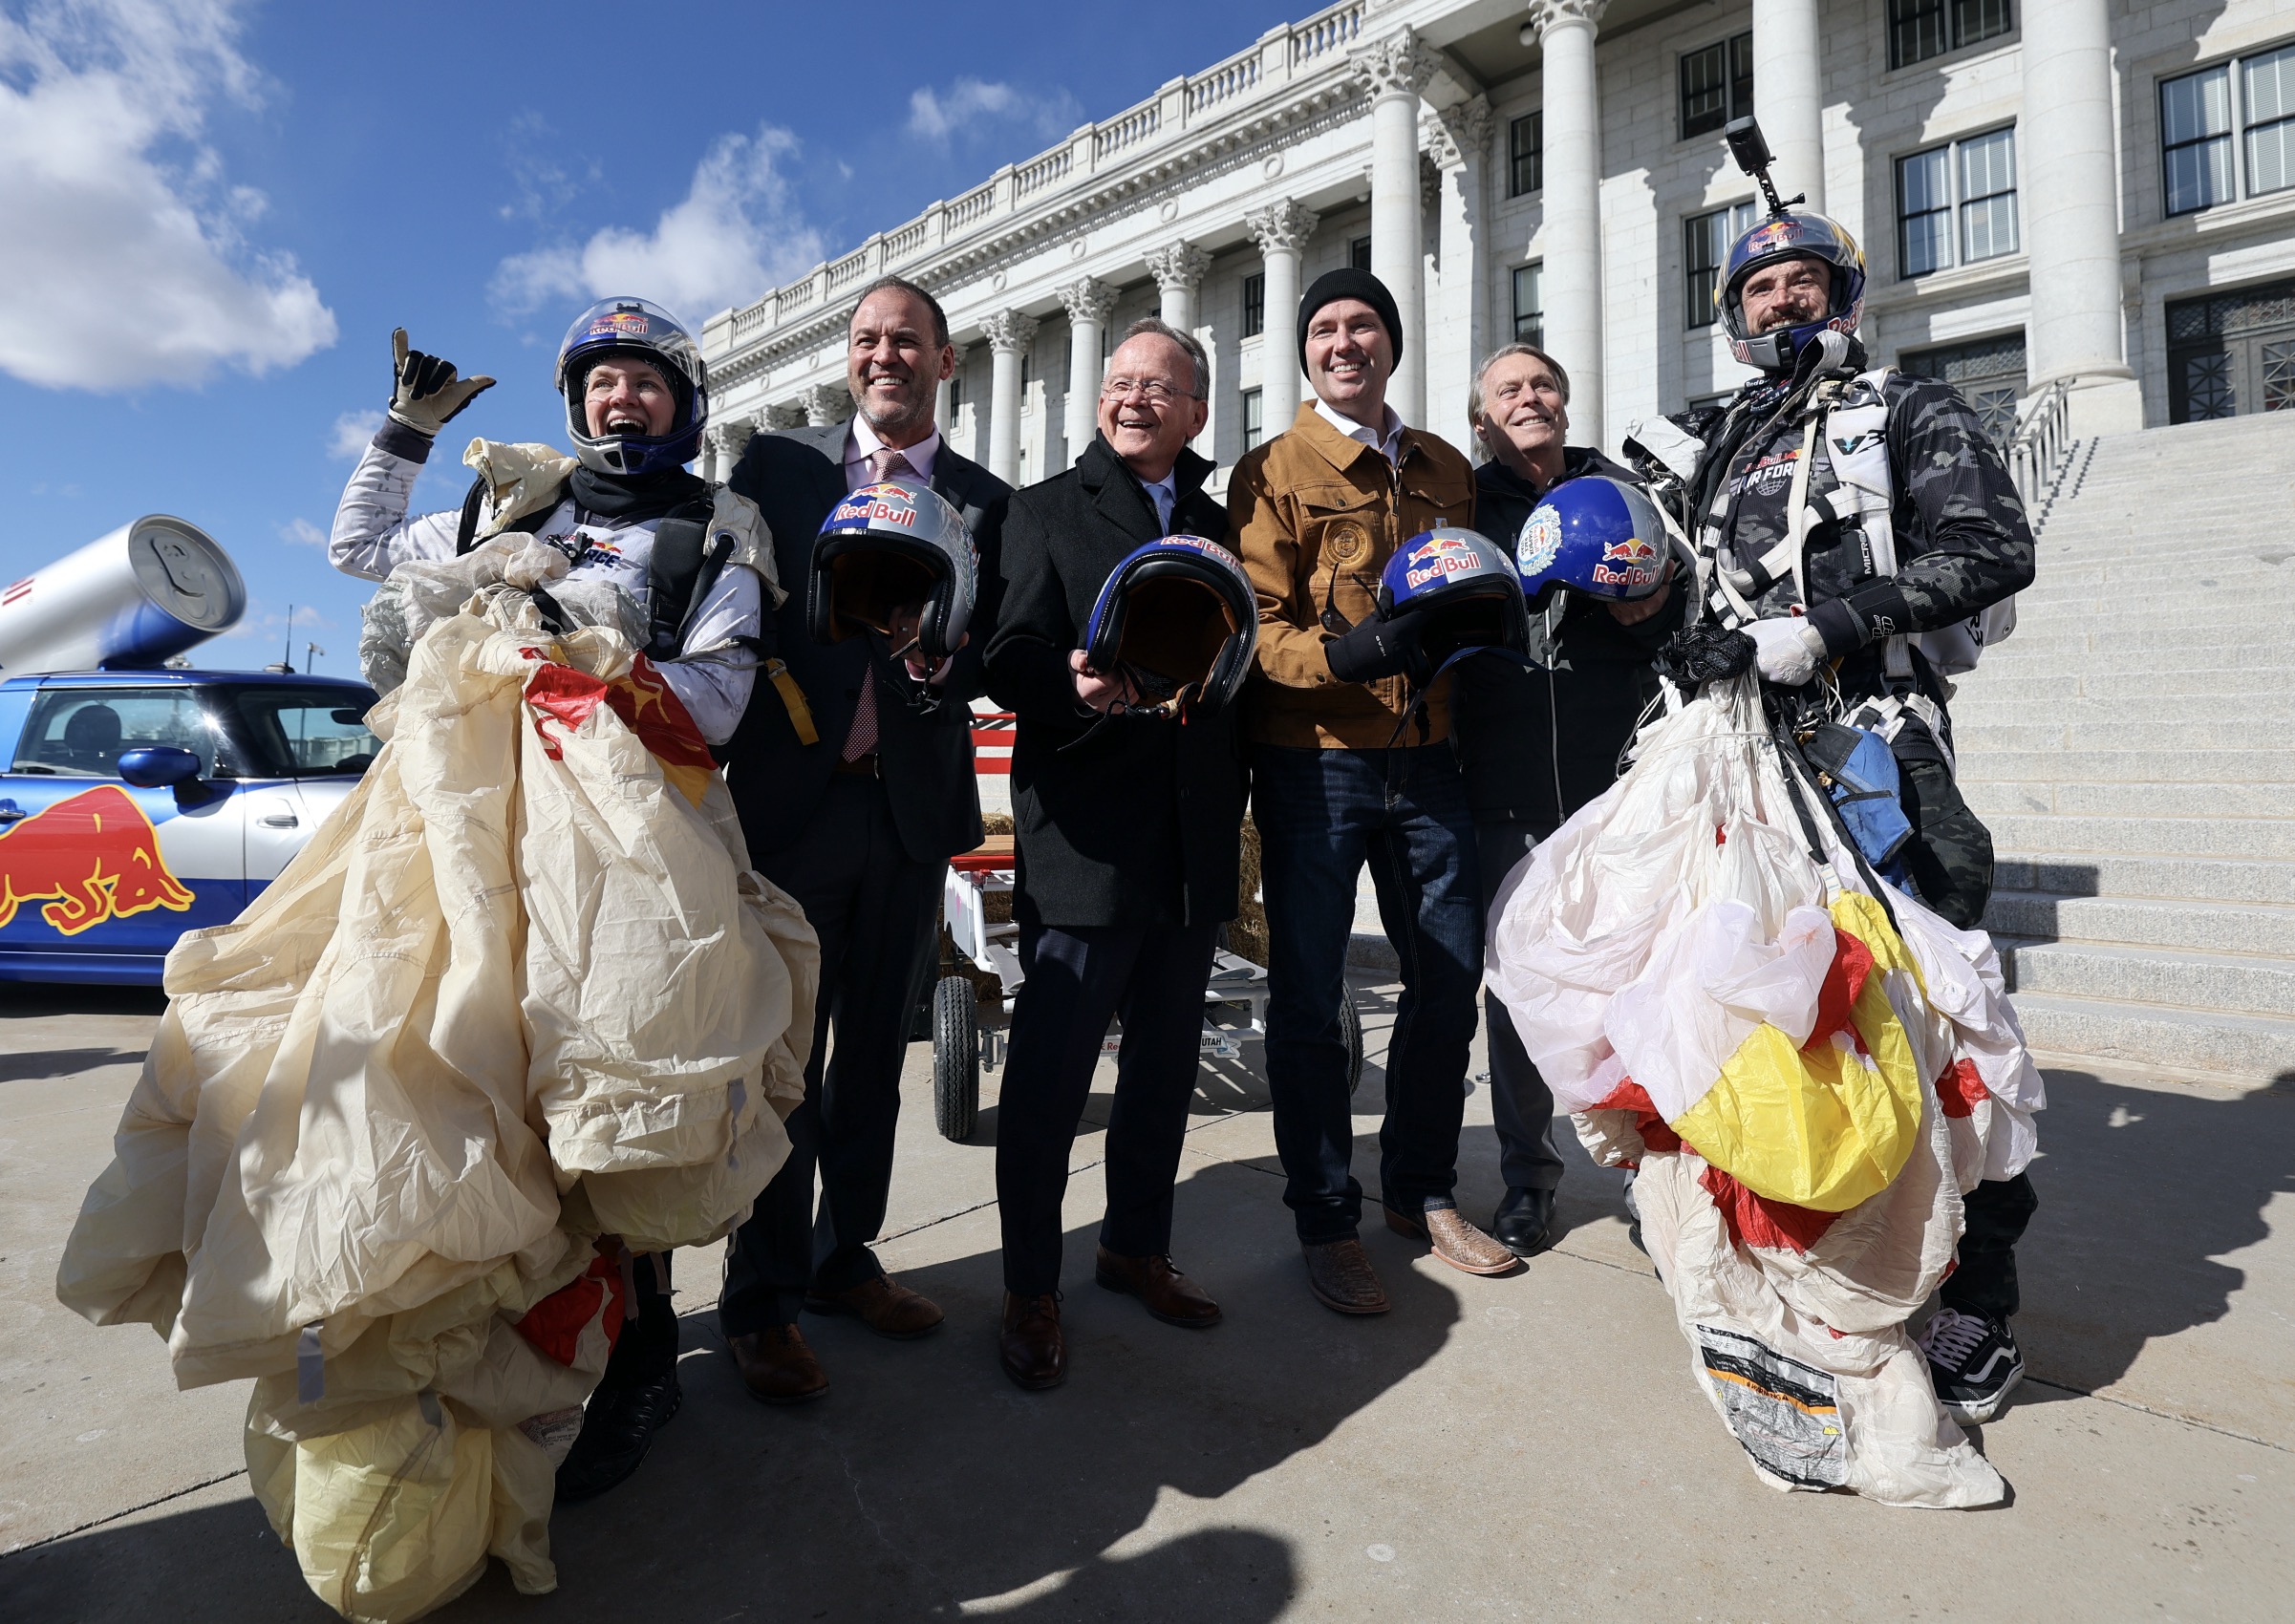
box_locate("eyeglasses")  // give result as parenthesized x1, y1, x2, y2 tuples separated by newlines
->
(1101, 377, 1188, 406)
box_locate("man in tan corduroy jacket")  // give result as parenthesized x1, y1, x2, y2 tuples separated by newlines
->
(1226, 267, 1519, 1316)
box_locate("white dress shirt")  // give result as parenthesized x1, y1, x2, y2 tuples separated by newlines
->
(844, 416, 943, 493)
(1314, 396, 1407, 466)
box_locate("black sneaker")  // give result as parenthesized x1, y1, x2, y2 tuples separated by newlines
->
(556, 1309, 682, 1504)
(1918, 1307, 2025, 1423)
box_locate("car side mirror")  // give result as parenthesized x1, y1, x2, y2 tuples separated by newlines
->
(118, 745, 204, 789)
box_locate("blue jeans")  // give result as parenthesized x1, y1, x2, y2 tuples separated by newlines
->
(1252, 743, 1483, 1244)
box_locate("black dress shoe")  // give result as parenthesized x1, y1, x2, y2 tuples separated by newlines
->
(1491, 1186, 1557, 1258)
(556, 1306, 681, 1503)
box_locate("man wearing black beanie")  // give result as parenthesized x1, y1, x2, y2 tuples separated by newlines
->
(1227, 267, 1517, 1317)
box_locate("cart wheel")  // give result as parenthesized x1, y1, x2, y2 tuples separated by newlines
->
(1339, 994, 1365, 1096)
(933, 976, 979, 1142)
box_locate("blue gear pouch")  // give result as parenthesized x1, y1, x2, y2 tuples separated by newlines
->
(1802, 721, 1914, 879)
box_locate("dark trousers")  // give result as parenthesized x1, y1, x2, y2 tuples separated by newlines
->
(719, 777, 943, 1336)
(1474, 818, 1565, 1194)
(995, 921, 1221, 1295)
(1941, 1173, 2038, 1322)
(1252, 743, 1483, 1244)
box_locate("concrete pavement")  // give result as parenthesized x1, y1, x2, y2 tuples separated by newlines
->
(2, 978, 2290, 1621)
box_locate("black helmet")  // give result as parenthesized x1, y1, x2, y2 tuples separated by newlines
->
(808, 478, 978, 663)
(1081, 536, 1258, 717)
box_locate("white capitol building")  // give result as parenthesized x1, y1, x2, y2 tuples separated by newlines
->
(698, 0, 2295, 490)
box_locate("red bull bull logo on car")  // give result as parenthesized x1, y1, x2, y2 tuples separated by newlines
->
(0, 786, 195, 935)
(1404, 534, 1483, 590)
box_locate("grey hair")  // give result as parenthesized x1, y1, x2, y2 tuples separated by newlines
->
(1466, 342, 1572, 462)
(1117, 316, 1211, 399)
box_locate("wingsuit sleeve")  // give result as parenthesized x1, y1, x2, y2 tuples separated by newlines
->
(329, 424, 464, 582)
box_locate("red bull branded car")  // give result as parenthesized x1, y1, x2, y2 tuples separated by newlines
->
(0, 669, 378, 984)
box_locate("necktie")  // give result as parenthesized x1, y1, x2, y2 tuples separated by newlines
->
(842, 447, 913, 760)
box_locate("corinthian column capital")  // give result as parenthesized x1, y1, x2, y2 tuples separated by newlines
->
(1524, 0, 1609, 38)
(1245, 200, 1319, 256)
(1056, 277, 1118, 329)
(803, 384, 848, 426)
(1144, 242, 1213, 296)
(1351, 26, 1443, 102)
(982, 310, 1040, 354)
(1429, 94, 1493, 170)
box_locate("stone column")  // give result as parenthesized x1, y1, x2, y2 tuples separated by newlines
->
(1751, 0, 1826, 212)
(1058, 278, 1118, 468)
(804, 382, 847, 428)
(2021, 0, 2142, 433)
(981, 310, 1039, 488)
(1528, 0, 1608, 445)
(1247, 200, 1319, 433)
(1429, 97, 1494, 451)
(1146, 244, 1212, 333)
(934, 367, 955, 437)
(1353, 28, 1442, 425)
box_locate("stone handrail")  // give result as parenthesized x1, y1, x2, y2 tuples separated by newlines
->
(2007, 375, 2076, 516)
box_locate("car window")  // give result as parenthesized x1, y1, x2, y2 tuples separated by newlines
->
(217, 686, 381, 778)
(9, 688, 228, 778)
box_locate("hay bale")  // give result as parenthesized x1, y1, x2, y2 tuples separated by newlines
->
(1229, 814, 1270, 968)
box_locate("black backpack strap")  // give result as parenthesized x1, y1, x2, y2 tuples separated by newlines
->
(645, 498, 728, 660)
(457, 475, 564, 554)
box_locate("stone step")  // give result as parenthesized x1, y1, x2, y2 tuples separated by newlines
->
(1950, 693, 2295, 727)
(1973, 634, 2295, 668)
(1992, 851, 2295, 906)
(2017, 574, 2295, 609)
(1964, 780, 2282, 819)
(1959, 668, 2278, 702)
(1955, 719, 2285, 752)
(1984, 889, 2295, 956)
(1957, 748, 2295, 784)
(1984, 813, 2295, 861)
(2009, 991, 2295, 1086)
(1999, 936, 2295, 1017)
(2022, 603, 2295, 635)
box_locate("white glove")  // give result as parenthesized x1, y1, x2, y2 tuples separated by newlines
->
(1745, 616, 1828, 686)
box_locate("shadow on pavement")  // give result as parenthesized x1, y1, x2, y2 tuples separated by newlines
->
(0, 984, 168, 1020)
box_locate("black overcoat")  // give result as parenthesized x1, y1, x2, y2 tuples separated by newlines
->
(984, 437, 1244, 930)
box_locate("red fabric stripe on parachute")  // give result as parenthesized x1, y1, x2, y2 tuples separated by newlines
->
(1804, 925, 1876, 1052)
(1937, 1058, 1987, 1119)
(523, 655, 713, 768)
(1700, 1165, 1839, 1253)
(1589, 1079, 1683, 1155)
(514, 1251, 627, 1366)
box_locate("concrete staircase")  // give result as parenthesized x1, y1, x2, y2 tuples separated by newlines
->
(1950, 410, 2295, 1086)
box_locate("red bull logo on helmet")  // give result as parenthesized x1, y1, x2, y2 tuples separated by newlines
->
(830, 483, 922, 529)
(1404, 533, 1484, 590)
(1600, 537, 1659, 564)
(0, 786, 195, 935)
(589, 310, 654, 340)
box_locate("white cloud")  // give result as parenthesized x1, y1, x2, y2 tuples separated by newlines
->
(492, 125, 825, 324)
(277, 517, 325, 548)
(0, 0, 337, 391)
(907, 77, 1082, 144)
(328, 409, 383, 459)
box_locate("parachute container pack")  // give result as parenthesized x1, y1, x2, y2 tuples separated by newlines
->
(55, 558, 820, 1621)
(1487, 673, 2042, 1508)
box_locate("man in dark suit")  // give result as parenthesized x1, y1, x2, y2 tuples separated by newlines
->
(717, 275, 1011, 1401)
(982, 318, 1243, 1390)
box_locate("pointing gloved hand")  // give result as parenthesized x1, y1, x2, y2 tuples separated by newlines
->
(386, 328, 495, 438)
(1745, 615, 1831, 687)
(1323, 614, 1427, 686)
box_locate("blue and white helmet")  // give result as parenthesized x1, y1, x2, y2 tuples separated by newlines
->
(1377, 527, 1529, 675)
(555, 297, 710, 476)
(1516, 476, 1672, 607)
(1719, 210, 1867, 373)
(810, 478, 978, 662)
(1082, 536, 1258, 716)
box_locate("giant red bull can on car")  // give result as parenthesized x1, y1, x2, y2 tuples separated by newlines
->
(0, 517, 246, 675)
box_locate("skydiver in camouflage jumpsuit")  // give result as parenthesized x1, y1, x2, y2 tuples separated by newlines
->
(1637, 203, 2039, 1425)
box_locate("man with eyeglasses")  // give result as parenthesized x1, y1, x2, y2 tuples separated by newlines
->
(1227, 267, 1518, 1317)
(982, 318, 1241, 1389)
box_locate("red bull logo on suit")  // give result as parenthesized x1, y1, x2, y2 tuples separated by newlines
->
(0, 786, 195, 935)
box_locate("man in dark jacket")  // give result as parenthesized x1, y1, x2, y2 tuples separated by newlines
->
(982, 318, 1243, 1390)
(1450, 343, 1683, 1259)
(716, 276, 1011, 1403)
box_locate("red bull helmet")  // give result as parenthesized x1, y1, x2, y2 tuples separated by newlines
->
(809, 477, 978, 663)
(1376, 527, 1529, 677)
(1516, 476, 1673, 607)
(1081, 536, 1258, 718)
(555, 297, 710, 477)
(1720, 210, 1866, 372)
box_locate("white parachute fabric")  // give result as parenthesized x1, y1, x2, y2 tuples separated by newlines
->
(56, 587, 816, 1619)
(1487, 673, 2042, 1507)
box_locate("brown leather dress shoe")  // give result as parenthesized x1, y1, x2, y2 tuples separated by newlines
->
(1093, 1248, 1222, 1328)
(999, 1292, 1066, 1390)
(726, 1325, 829, 1404)
(1384, 1202, 1522, 1277)
(804, 1274, 945, 1339)
(1302, 1238, 1389, 1314)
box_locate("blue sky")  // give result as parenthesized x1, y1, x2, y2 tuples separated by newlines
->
(3, 0, 1303, 677)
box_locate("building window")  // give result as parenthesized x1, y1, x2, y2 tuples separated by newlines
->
(1509, 112, 1543, 197)
(1680, 32, 1753, 139)
(1888, 0, 2013, 72)
(1896, 128, 2018, 278)
(2162, 45, 2295, 217)
(1900, 331, 2028, 443)
(1512, 263, 1544, 345)
(1241, 388, 1265, 452)
(1242, 273, 1266, 338)
(1349, 235, 1373, 271)
(1684, 202, 1755, 328)
(2165, 275, 2295, 422)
